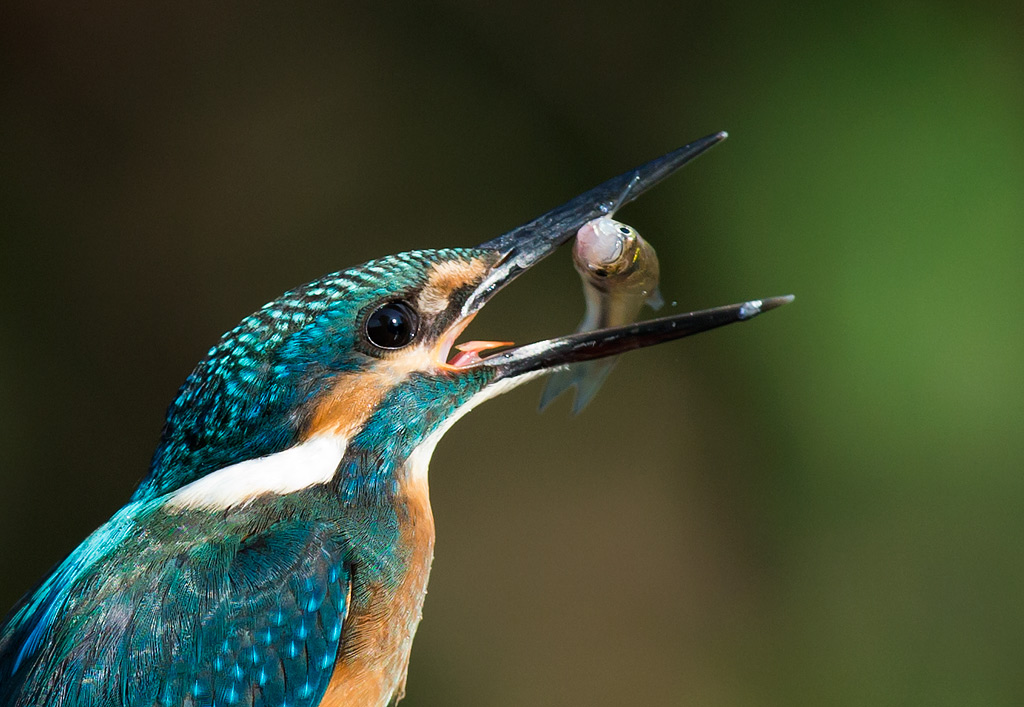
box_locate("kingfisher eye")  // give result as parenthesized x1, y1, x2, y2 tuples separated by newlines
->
(365, 301, 419, 349)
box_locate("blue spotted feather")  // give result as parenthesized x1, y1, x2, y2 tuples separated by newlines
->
(0, 506, 352, 707)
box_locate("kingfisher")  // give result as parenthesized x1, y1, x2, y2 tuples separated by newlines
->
(0, 132, 790, 707)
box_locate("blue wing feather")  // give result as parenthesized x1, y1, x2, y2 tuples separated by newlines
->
(0, 507, 351, 707)
(2, 501, 146, 676)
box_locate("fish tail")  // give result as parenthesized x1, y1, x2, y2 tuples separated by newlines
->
(538, 367, 575, 411)
(570, 358, 617, 414)
(538, 358, 619, 414)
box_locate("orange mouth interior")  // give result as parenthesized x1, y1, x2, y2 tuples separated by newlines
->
(435, 312, 514, 370)
(448, 340, 515, 368)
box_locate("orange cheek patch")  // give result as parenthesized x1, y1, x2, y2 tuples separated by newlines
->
(303, 344, 439, 440)
(305, 372, 392, 440)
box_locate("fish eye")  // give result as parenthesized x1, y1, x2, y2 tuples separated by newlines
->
(365, 301, 419, 349)
(618, 226, 632, 235)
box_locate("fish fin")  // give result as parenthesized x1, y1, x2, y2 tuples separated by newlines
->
(645, 287, 664, 311)
(538, 367, 575, 411)
(570, 358, 618, 415)
(540, 358, 620, 414)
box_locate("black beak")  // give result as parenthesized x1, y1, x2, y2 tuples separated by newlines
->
(474, 295, 793, 379)
(462, 131, 793, 379)
(464, 131, 729, 315)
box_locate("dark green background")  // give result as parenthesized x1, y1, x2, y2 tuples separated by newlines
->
(2, 2, 1021, 705)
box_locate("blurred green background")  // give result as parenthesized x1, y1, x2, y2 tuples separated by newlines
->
(2, 2, 1022, 705)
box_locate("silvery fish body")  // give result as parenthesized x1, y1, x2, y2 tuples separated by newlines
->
(540, 216, 663, 413)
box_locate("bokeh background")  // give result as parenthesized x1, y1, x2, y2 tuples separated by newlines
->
(2, 2, 1022, 705)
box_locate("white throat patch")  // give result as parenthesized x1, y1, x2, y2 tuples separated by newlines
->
(404, 373, 544, 490)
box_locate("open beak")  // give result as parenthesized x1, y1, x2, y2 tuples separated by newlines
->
(456, 131, 793, 380)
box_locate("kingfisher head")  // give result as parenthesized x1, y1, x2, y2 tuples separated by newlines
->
(134, 132, 790, 508)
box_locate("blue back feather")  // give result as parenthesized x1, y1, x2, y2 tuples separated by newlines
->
(0, 501, 357, 707)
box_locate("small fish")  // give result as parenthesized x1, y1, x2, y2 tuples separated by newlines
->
(539, 215, 663, 413)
